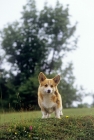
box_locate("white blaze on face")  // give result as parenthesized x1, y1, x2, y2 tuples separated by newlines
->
(44, 80, 53, 94)
(44, 85, 53, 93)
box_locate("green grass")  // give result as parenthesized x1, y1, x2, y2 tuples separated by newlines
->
(0, 111, 41, 125)
(0, 108, 94, 140)
(0, 108, 94, 125)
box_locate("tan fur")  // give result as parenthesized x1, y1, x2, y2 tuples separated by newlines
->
(38, 72, 63, 118)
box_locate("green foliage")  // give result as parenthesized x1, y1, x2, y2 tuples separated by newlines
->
(0, 76, 10, 108)
(0, 0, 81, 110)
(18, 76, 39, 110)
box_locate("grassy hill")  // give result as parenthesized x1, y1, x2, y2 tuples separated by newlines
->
(0, 108, 94, 140)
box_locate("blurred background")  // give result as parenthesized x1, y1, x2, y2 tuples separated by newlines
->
(0, 0, 94, 111)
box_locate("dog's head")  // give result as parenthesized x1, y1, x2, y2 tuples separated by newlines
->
(38, 72, 60, 94)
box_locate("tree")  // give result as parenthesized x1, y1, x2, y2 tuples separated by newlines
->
(0, 0, 81, 109)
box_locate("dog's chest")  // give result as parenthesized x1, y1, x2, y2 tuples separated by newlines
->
(42, 95, 56, 109)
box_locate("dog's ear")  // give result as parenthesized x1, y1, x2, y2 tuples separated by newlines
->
(38, 72, 46, 83)
(53, 75, 60, 85)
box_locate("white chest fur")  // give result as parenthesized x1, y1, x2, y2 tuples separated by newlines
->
(42, 94, 56, 110)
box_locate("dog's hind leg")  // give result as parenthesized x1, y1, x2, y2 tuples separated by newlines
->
(47, 114, 51, 118)
(42, 111, 48, 118)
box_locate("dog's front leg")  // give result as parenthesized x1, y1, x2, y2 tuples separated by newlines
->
(41, 110, 48, 118)
(55, 108, 61, 118)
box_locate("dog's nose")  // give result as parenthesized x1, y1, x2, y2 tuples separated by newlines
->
(47, 89, 51, 93)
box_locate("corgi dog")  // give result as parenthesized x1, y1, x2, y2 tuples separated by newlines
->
(38, 72, 63, 118)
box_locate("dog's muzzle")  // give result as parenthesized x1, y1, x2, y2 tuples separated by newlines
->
(47, 89, 51, 93)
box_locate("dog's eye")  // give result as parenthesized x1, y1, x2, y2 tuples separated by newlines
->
(51, 85, 53, 88)
(45, 84, 48, 87)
